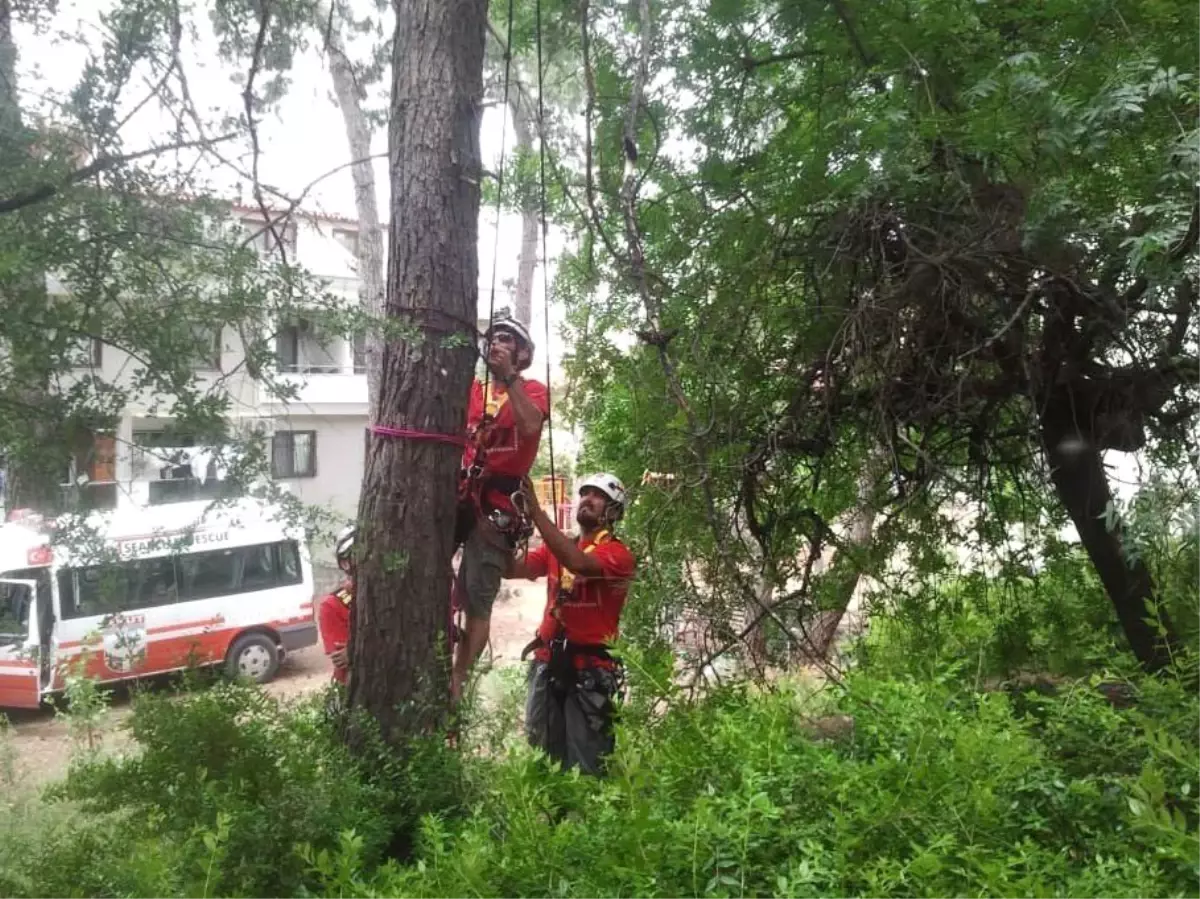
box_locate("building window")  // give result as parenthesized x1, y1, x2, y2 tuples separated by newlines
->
(59, 431, 119, 512)
(69, 337, 103, 368)
(271, 431, 316, 478)
(276, 324, 300, 372)
(275, 319, 340, 373)
(333, 227, 359, 258)
(193, 326, 222, 370)
(62, 432, 117, 486)
(241, 217, 298, 258)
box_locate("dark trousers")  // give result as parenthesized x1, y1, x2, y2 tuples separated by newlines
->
(524, 660, 619, 776)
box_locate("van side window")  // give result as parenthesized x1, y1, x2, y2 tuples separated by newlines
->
(176, 541, 304, 602)
(57, 541, 306, 616)
(0, 576, 32, 641)
(60, 557, 179, 620)
(276, 541, 302, 586)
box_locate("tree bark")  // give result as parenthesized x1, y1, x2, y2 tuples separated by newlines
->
(508, 91, 537, 327)
(348, 0, 487, 743)
(1040, 396, 1178, 671)
(320, 1, 385, 417)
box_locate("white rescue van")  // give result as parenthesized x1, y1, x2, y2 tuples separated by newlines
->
(0, 498, 317, 709)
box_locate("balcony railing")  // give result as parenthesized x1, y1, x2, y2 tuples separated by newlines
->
(264, 364, 368, 407)
(278, 362, 346, 375)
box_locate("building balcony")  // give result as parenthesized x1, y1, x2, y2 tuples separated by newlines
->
(259, 364, 369, 412)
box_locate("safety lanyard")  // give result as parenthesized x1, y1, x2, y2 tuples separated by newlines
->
(556, 530, 610, 597)
(484, 381, 508, 417)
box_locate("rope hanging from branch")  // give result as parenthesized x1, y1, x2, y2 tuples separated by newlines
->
(534, 0, 560, 507)
(481, 0, 518, 403)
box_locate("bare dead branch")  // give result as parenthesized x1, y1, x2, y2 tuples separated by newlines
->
(242, 0, 289, 267)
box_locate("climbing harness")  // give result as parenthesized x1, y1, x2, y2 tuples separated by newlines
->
(519, 529, 621, 688)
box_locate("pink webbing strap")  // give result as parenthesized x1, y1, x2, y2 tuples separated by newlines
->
(369, 425, 469, 448)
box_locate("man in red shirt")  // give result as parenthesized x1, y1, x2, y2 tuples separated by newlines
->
(452, 312, 550, 700)
(506, 472, 636, 775)
(317, 525, 357, 686)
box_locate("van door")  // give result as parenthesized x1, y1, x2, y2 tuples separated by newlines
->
(0, 578, 42, 708)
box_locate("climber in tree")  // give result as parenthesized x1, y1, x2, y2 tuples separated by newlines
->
(451, 312, 549, 701)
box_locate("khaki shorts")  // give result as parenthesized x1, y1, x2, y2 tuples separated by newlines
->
(459, 520, 510, 620)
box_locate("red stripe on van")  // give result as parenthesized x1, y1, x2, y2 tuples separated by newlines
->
(49, 616, 316, 692)
(0, 668, 41, 709)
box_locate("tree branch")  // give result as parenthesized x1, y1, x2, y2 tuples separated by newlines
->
(1119, 195, 1199, 308)
(828, 0, 887, 92)
(740, 49, 811, 71)
(1166, 277, 1194, 357)
(577, 0, 626, 265)
(242, 0, 289, 267)
(0, 134, 237, 214)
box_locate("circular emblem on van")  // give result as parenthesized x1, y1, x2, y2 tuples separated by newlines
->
(101, 613, 147, 674)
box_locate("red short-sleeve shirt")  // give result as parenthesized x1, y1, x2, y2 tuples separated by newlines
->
(317, 582, 353, 685)
(523, 532, 636, 667)
(463, 377, 549, 510)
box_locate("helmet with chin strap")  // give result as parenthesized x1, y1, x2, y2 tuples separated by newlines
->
(485, 310, 535, 371)
(578, 472, 627, 521)
(334, 524, 356, 567)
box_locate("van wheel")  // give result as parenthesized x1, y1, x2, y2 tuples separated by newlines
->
(226, 633, 280, 684)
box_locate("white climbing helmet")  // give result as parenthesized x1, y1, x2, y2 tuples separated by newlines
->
(334, 523, 356, 564)
(578, 472, 627, 509)
(486, 311, 535, 368)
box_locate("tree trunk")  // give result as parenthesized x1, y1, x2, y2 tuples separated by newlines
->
(0, 0, 16, 137)
(508, 92, 537, 327)
(806, 449, 884, 661)
(0, 0, 58, 516)
(1040, 398, 1178, 671)
(347, 0, 487, 743)
(744, 569, 774, 671)
(321, 1, 385, 418)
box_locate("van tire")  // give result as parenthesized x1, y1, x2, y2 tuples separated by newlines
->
(225, 633, 280, 684)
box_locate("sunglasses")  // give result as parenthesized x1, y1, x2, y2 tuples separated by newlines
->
(490, 331, 518, 346)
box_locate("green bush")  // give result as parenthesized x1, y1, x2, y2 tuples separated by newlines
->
(2, 590, 1195, 898)
(7, 682, 395, 897)
(313, 670, 1198, 899)
(858, 549, 1129, 681)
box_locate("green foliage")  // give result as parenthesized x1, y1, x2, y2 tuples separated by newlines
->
(552, 0, 1199, 676)
(52, 650, 112, 757)
(20, 683, 395, 897)
(319, 669, 1198, 899)
(1, 620, 1195, 899)
(862, 549, 1118, 680)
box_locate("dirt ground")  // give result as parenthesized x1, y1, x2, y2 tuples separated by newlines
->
(0, 579, 548, 789)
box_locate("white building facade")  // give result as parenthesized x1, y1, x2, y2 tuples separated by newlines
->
(42, 206, 504, 580)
